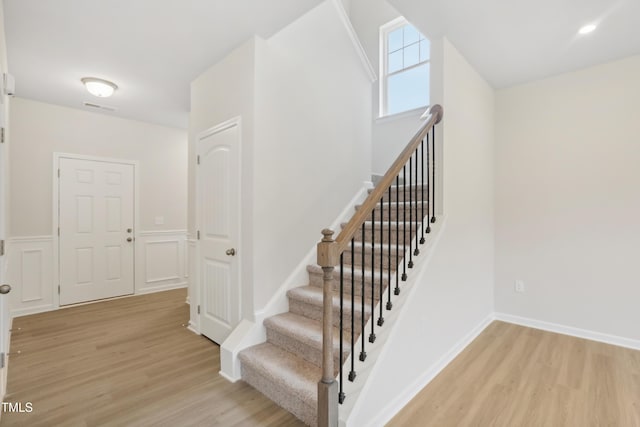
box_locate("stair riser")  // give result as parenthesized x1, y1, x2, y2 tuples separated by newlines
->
(362, 204, 429, 222)
(308, 270, 389, 301)
(342, 249, 401, 271)
(370, 187, 430, 203)
(356, 226, 424, 245)
(241, 362, 316, 426)
(266, 327, 346, 373)
(288, 298, 369, 334)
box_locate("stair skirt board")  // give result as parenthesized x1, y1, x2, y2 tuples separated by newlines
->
(238, 192, 432, 425)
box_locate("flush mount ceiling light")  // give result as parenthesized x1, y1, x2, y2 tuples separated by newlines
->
(81, 77, 118, 98)
(578, 23, 597, 35)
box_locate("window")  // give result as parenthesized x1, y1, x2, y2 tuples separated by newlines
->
(380, 18, 430, 117)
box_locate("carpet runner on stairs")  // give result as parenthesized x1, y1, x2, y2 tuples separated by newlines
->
(239, 187, 427, 425)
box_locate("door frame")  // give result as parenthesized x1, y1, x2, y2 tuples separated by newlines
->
(195, 116, 243, 335)
(52, 153, 140, 309)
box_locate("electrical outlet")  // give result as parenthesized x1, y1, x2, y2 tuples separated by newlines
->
(514, 280, 525, 293)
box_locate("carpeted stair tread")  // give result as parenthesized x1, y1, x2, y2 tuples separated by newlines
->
(306, 264, 392, 292)
(287, 285, 372, 317)
(239, 342, 319, 425)
(345, 220, 422, 231)
(349, 240, 408, 256)
(265, 312, 350, 369)
(287, 285, 371, 332)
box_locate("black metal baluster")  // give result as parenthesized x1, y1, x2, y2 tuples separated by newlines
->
(387, 184, 393, 309)
(431, 126, 436, 224)
(369, 207, 376, 343)
(359, 224, 366, 362)
(395, 176, 401, 294)
(408, 154, 414, 269)
(402, 166, 407, 281)
(349, 238, 356, 381)
(339, 253, 345, 404)
(378, 197, 384, 326)
(420, 137, 426, 243)
(414, 148, 420, 256)
(426, 133, 431, 234)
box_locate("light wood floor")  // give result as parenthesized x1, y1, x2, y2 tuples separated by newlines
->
(1, 289, 304, 427)
(388, 321, 640, 427)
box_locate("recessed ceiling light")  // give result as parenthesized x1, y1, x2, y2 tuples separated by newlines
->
(81, 77, 118, 98)
(578, 23, 597, 35)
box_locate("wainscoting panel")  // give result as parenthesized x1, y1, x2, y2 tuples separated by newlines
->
(8, 232, 188, 318)
(6, 237, 55, 317)
(135, 230, 188, 294)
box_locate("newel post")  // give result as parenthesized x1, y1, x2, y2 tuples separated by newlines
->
(317, 229, 339, 427)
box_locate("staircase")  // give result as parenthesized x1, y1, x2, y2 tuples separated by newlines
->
(239, 105, 444, 426)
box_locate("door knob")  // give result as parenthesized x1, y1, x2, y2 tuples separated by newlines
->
(0, 284, 11, 294)
(127, 228, 132, 233)
(226, 248, 236, 256)
(127, 237, 133, 242)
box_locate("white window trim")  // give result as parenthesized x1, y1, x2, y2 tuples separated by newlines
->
(379, 17, 430, 118)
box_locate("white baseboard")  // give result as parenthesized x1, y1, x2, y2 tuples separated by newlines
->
(10, 304, 56, 318)
(135, 282, 188, 295)
(495, 312, 640, 351)
(187, 321, 201, 336)
(370, 314, 495, 427)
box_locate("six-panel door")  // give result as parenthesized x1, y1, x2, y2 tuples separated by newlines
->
(59, 158, 135, 305)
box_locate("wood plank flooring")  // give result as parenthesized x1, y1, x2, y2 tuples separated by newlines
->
(1, 289, 304, 427)
(388, 321, 640, 427)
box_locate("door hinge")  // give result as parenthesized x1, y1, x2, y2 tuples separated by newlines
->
(0, 352, 4, 369)
(0, 239, 4, 256)
(58, 285, 60, 295)
(197, 230, 200, 240)
(57, 168, 60, 178)
(58, 227, 60, 237)
(197, 305, 201, 315)
(197, 155, 200, 165)
(1, 127, 5, 143)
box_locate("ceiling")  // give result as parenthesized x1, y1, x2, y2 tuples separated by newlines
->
(3, 0, 321, 129)
(389, 0, 640, 89)
(4, 0, 640, 129)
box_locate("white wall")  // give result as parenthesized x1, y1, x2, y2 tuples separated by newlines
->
(495, 55, 640, 341)
(349, 0, 428, 175)
(252, 0, 371, 310)
(349, 38, 495, 426)
(9, 98, 187, 236)
(189, 2, 372, 321)
(7, 98, 188, 316)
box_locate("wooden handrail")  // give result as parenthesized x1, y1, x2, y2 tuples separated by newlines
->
(331, 104, 443, 258)
(316, 104, 443, 426)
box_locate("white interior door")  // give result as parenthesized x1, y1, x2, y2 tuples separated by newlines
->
(59, 158, 135, 305)
(197, 119, 241, 344)
(0, 107, 8, 400)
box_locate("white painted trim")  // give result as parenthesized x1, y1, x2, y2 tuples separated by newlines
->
(495, 313, 640, 351)
(10, 304, 56, 318)
(135, 282, 187, 295)
(220, 182, 374, 382)
(218, 370, 240, 384)
(375, 106, 427, 124)
(7, 236, 54, 243)
(52, 152, 140, 309)
(138, 229, 188, 237)
(330, 0, 377, 83)
(368, 313, 494, 427)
